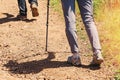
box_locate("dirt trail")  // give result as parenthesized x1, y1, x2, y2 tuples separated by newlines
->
(0, 0, 115, 80)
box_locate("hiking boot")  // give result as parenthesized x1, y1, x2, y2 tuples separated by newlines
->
(67, 55, 81, 66)
(16, 14, 27, 20)
(30, 3, 39, 17)
(90, 51, 104, 66)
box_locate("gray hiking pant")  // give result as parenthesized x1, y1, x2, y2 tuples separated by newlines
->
(61, 0, 101, 53)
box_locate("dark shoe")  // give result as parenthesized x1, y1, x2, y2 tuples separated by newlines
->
(30, 3, 39, 17)
(16, 14, 27, 20)
(67, 56, 81, 66)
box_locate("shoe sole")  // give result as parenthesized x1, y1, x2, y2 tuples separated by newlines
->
(91, 59, 104, 66)
(16, 15, 27, 20)
(67, 56, 81, 66)
(97, 59, 104, 64)
(31, 7, 39, 17)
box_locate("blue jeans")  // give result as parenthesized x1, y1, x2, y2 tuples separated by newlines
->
(61, 0, 101, 53)
(17, 0, 38, 16)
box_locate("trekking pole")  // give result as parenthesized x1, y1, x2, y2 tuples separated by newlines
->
(45, 0, 50, 52)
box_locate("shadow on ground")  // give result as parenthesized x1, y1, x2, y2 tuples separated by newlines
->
(4, 52, 101, 74)
(0, 13, 36, 24)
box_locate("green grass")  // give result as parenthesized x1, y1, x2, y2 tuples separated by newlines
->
(115, 70, 120, 80)
(50, 0, 62, 14)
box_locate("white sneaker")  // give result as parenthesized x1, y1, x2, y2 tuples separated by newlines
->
(90, 50, 104, 66)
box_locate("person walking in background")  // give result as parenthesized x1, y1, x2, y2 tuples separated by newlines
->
(61, 0, 104, 66)
(17, 0, 39, 20)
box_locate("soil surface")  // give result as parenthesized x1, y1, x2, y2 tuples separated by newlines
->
(0, 0, 115, 80)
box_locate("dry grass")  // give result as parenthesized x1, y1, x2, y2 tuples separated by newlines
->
(96, 1, 120, 67)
